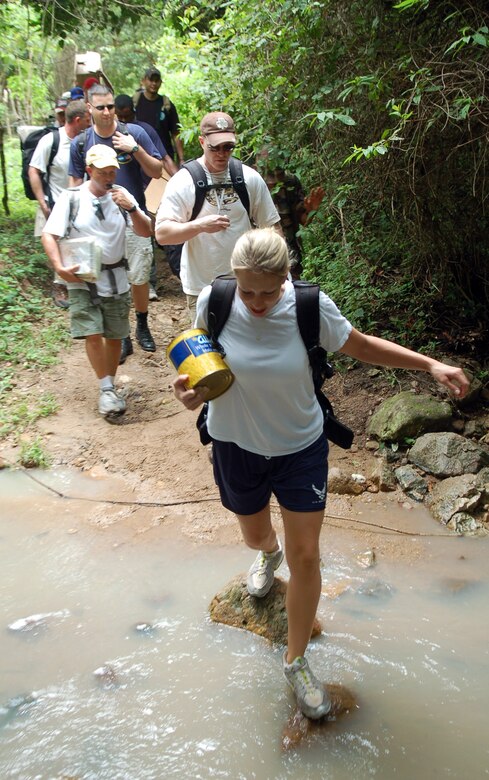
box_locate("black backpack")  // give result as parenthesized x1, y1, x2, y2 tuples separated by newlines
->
(21, 126, 60, 207)
(196, 276, 354, 450)
(183, 158, 250, 222)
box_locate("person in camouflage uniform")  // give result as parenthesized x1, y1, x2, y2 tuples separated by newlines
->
(255, 149, 325, 279)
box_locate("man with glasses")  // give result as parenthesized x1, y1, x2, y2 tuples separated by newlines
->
(69, 85, 163, 359)
(155, 112, 280, 319)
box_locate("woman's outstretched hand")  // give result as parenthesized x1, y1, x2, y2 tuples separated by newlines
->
(429, 361, 470, 398)
(173, 374, 208, 410)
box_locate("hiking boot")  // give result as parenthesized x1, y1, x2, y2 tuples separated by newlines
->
(148, 284, 159, 301)
(119, 336, 134, 365)
(99, 388, 126, 418)
(135, 321, 156, 352)
(246, 540, 284, 598)
(283, 652, 332, 720)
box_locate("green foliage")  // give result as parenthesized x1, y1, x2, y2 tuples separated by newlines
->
(0, 139, 68, 436)
(19, 0, 152, 38)
(18, 436, 51, 468)
(1, 0, 487, 357)
(168, 0, 488, 349)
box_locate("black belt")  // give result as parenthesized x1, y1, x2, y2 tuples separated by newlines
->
(87, 258, 128, 305)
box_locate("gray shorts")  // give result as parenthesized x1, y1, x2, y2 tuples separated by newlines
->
(125, 225, 153, 286)
(68, 289, 131, 340)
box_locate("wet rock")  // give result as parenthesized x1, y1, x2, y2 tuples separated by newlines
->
(133, 622, 156, 635)
(281, 683, 357, 750)
(438, 577, 478, 594)
(448, 512, 484, 536)
(356, 549, 376, 569)
(367, 391, 452, 442)
(322, 579, 352, 599)
(370, 459, 397, 492)
(93, 664, 119, 688)
(394, 465, 429, 502)
(427, 474, 485, 533)
(209, 575, 321, 645)
(408, 432, 489, 477)
(328, 467, 366, 495)
(0, 693, 38, 727)
(356, 579, 394, 599)
(8, 610, 70, 634)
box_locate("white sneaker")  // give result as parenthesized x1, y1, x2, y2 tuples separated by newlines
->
(99, 388, 126, 418)
(148, 285, 159, 301)
(283, 652, 332, 720)
(246, 539, 284, 597)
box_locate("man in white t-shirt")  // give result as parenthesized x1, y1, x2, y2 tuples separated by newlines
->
(41, 145, 153, 419)
(155, 111, 281, 319)
(29, 99, 90, 307)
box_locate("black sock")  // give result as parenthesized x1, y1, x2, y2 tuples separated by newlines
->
(136, 311, 148, 326)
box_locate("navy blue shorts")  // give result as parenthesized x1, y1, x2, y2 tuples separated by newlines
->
(212, 435, 329, 516)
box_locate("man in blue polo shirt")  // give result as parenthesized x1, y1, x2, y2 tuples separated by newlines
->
(69, 84, 162, 356)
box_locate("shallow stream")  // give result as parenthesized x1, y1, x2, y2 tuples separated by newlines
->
(1, 468, 488, 779)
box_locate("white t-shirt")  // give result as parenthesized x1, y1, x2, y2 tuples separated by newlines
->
(155, 160, 280, 296)
(194, 280, 352, 456)
(31, 127, 74, 237)
(43, 182, 138, 297)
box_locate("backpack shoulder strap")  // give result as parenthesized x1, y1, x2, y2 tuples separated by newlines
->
(65, 187, 81, 237)
(293, 281, 334, 389)
(294, 281, 320, 352)
(77, 129, 87, 164)
(207, 275, 237, 351)
(183, 159, 208, 222)
(47, 128, 60, 170)
(45, 128, 60, 207)
(116, 121, 129, 136)
(229, 157, 250, 219)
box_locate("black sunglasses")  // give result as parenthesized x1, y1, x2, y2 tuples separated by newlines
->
(91, 103, 115, 112)
(206, 142, 236, 153)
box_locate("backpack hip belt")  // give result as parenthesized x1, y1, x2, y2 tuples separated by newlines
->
(87, 257, 128, 304)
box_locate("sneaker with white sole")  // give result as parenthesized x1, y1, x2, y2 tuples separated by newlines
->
(246, 540, 284, 597)
(148, 285, 159, 301)
(283, 652, 332, 720)
(99, 388, 126, 418)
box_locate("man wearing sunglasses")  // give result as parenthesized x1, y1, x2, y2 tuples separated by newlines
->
(155, 111, 281, 319)
(69, 85, 163, 358)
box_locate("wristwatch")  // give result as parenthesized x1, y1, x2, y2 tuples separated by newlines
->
(127, 205, 137, 213)
(131, 144, 139, 154)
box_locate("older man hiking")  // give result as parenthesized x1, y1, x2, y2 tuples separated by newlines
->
(155, 111, 281, 320)
(42, 145, 152, 419)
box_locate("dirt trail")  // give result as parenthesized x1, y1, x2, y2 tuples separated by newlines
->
(3, 256, 438, 558)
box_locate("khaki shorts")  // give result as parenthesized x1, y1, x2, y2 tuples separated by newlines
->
(125, 225, 153, 286)
(186, 294, 198, 324)
(68, 289, 131, 340)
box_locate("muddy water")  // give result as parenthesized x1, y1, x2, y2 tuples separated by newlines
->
(1, 468, 488, 779)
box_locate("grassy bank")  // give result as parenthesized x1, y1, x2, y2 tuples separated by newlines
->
(0, 136, 69, 451)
